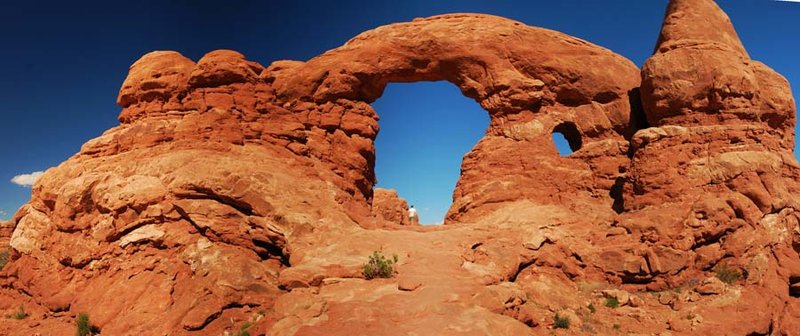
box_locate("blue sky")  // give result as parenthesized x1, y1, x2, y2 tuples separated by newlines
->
(0, 1, 798, 223)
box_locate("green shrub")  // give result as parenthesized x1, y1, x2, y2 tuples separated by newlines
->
(588, 303, 596, 314)
(553, 313, 570, 329)
(76, 313, 94, 336)
(715, 264, 741, 285)
(11, 305, 27, 320)
(234, 321, 253, 336)
(604, 297, 620, 309)
(0, 249, 9, 269)
(362, 251, 398, 280)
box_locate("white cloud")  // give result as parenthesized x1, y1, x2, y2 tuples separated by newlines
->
(11, 171, 46, 187)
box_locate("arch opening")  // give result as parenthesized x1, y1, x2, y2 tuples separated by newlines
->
(552, 122, 582, 156)
(371, 81, 489, 225)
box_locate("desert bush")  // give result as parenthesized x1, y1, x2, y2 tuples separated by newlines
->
(0, 249, 9, 269)
(588, 303, 596, 314)
(553, 313, 570, 329)
(604, 297, 619, 309)
(234, 321, 253, 336)
(76, 313, 94, 336)
(715, 264, 741, 285)
(362, 251, 398, 279)
(11, 305, 27, 320)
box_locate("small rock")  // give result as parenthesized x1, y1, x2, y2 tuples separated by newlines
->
(602, 289, 631, 306)
(606, 227, 628, 237)
(118, 225, 165, 248)
(695, 277, 726, 295)
(658, 292, 676, 306)
(629, 295, 644, 307)
(668, 317, 691, 332)
(397, 277, 422, 291)
(523, 232, 548, 250)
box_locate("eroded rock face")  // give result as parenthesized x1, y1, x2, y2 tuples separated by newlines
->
(0, 220, 12, 262)
(608, 1, 800, 333)
(371, 188, 412, 226)
(1, 1, 800, 335)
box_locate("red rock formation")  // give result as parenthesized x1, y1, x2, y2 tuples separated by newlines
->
(611, 0, 800, 333)
(0, 220, 12, 241)
(1, 1, 799, 335)
(272, 14, 639, 223)
(642, 0, 795, 145)
(0, 221, 12, 269)
(371, 188, 412, 226)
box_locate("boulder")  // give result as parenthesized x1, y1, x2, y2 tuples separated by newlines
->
(371, 188, 412, 226)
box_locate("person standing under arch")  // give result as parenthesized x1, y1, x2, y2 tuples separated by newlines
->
(408, 205, 418, 225)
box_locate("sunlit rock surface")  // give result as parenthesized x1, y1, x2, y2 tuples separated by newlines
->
(1, 1, 799, 335)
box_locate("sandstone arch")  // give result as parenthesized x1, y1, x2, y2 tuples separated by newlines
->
(369, 80, 489, 225)
(114, 14, 642, 226)
(269, 14, 641, 222)
(6, 1, 799, 334)
(0, 15, 643, 334)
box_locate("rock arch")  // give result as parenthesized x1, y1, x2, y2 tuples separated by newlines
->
(0, 13, 646, 336)
(112, 15, 641, 226)
(269, 14, 641, 222)
(4, 2, 800, 335)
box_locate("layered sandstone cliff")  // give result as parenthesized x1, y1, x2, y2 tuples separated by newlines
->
(1, 0, 799, 335)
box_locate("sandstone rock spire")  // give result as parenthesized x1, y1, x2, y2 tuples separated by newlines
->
(642, 0, 796, 150)
(654, 0, 748, 56)
(616, 0, 800, 333)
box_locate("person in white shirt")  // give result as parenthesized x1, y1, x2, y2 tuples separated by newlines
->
(408, 205, 418, 224)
